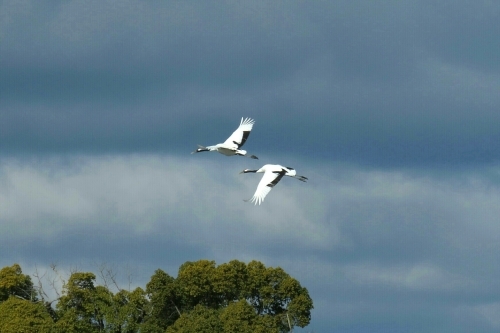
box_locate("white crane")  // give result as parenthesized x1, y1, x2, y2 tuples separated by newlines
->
(191, 117, 258, 159)
(240, 164, 307, 205)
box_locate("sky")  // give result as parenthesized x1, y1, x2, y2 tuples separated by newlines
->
(1, 1, 500, 332)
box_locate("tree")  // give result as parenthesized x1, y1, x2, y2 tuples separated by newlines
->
(220, 300, 278, 333)
(213, 260, 249, 306)
(176, 260, 219, 308)
(102, 287, 147, 333)
(53, 272, 107, 333)
(142, 269, 180, 333)
(0, 263, 37, 302)
(171, 259, 313, 332)
(0, 260, 313, 332)
(244, 260, 313, 332)
(165, 299, 280, 333)
(166, 304, 222, 333)
(0, 296, 54, 333)
(53, 271, 149, 333)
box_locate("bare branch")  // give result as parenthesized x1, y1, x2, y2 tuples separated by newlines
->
(33, 264, 49, 302)
(124, 263, 134, 292)
(94, 261, 122, 292)
(107, 267, 121, 291)
(49, 263, 65, 298)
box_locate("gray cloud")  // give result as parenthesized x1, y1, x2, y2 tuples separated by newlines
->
(2, 155, 500, 332)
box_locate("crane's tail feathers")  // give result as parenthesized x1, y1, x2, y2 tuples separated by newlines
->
(249, 154, 258, 159)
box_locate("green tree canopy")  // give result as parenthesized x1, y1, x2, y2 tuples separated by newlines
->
(0, 263, 37, 302)
(220, 299, 278, 333)
(104, 287, 147, 333)
(165, 299, 279, 333)
(142, 268, 180, 333)
(54, 272, 108, 333)
(158, 259, 313, 332)
(0, 296, 53, 333)
(166, 304, 222, 333)
(0, 260, 313, 333)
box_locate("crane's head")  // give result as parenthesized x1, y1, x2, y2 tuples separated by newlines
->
(191, 145, 211, 154)
(240, 169, 258, 174)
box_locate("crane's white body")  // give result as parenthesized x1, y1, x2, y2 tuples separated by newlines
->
(192, 117, 258, 159)
(240, 164, 307, 205)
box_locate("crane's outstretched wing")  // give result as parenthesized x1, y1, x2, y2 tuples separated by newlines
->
(245, 169, 286, 205)
(223, 117, 255, 148)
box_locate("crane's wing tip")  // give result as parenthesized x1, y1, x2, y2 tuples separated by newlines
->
(244, 198, 260, 205)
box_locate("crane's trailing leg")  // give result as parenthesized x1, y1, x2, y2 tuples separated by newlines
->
(293, 175, 308, 182)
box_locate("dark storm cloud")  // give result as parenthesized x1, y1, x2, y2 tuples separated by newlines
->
(417, 0, 500, 72)
(2, 1, 499, 165)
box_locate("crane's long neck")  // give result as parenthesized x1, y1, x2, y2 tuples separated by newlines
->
(242, 169, 258, 173)
(196, 145, 216, 152)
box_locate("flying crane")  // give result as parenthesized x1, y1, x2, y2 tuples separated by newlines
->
(240, 164, 307, 205)
(191, 117, 258, 159)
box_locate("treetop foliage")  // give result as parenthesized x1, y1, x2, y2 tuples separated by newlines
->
(0, 260, 313, 333)
(0, 264, 37, 302)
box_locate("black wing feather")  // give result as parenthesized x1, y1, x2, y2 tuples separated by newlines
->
(267, 169, 287, 188)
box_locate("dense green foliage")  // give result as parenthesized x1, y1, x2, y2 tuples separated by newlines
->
(0, 264, 37, 302)
(0, 261, 313, 332)
(0, 297, 54, 333)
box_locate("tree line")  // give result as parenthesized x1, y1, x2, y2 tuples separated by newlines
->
(0, 260, 313, 332)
